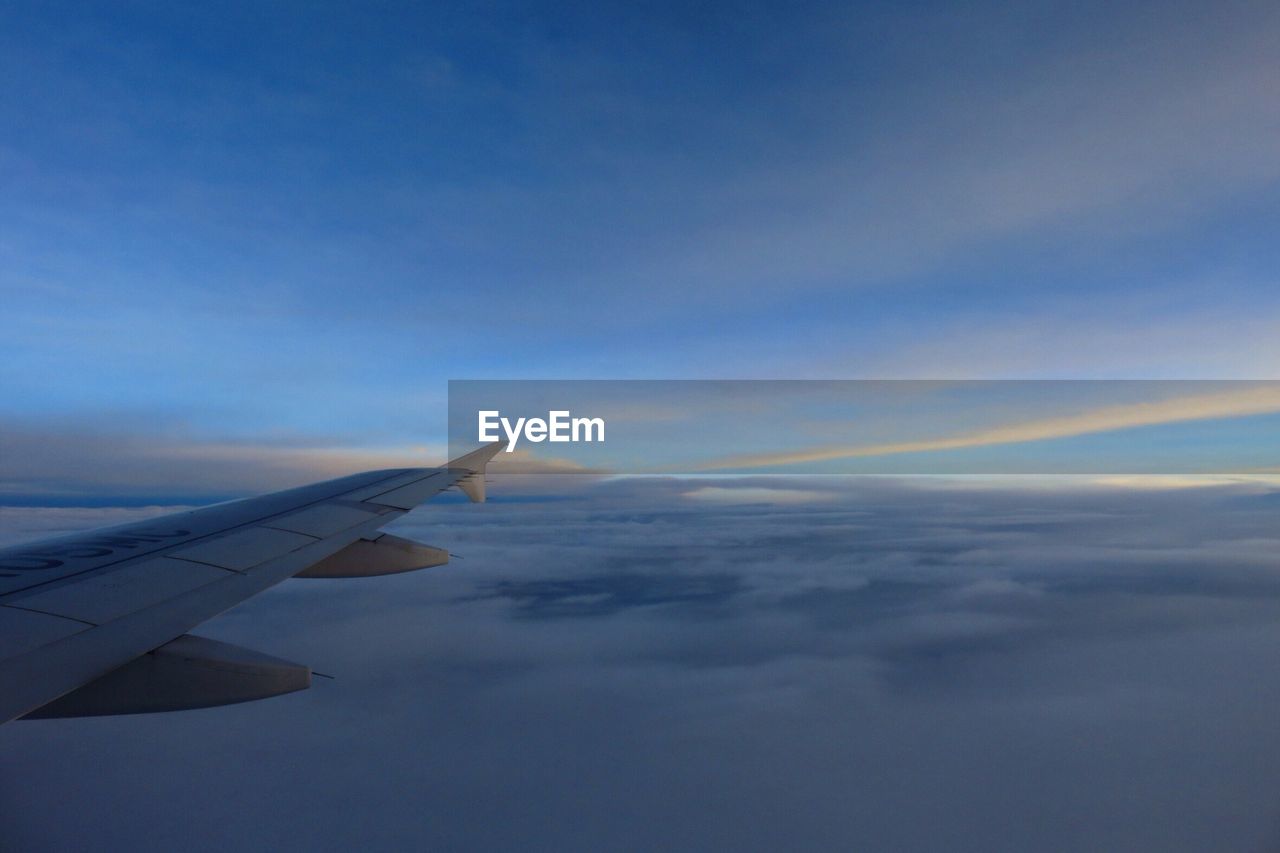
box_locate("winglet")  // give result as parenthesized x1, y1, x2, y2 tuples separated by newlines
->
(446, 440, 505, 503)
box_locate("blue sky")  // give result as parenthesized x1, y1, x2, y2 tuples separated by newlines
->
(3, 0, 1280, 492)
(8, 8, 1280, 846)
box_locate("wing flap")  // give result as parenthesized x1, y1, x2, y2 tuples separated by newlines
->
(0, 607, 89, 659)
(361, 473, 452, 510)
(6, 558, 232, 626)
(169, 527, 318, 572)
(340, 471, 428, 502)
(261, 503, 383, 537)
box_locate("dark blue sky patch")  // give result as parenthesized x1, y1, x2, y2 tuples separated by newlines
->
(461, 572, 747, 619)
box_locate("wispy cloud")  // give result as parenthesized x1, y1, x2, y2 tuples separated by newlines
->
(693, 384, 1280, 470)
(683, 486, 828, 504)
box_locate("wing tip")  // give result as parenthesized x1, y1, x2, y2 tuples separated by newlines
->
(447, 440, 505, 502)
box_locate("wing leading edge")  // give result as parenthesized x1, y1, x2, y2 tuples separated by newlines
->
(0, 441, 504, 724)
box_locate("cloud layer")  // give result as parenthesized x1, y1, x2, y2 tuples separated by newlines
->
(4, 476, 1280, 850)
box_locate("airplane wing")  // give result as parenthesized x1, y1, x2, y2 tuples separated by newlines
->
(0, 442, 504, 724)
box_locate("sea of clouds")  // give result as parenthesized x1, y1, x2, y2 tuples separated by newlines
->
(4, 476, 1280, 851)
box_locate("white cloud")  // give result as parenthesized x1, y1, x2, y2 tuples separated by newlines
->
(683, 486, 828, 504)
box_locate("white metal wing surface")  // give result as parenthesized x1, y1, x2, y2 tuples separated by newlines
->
(0, 442, 504, 724)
